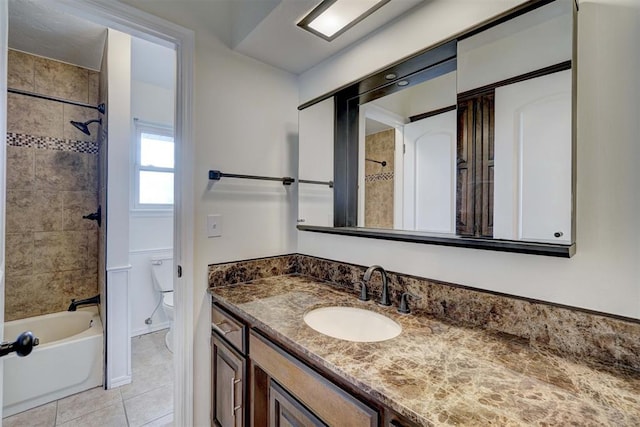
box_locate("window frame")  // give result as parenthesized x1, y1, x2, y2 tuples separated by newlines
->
(133, 120, 175, 211)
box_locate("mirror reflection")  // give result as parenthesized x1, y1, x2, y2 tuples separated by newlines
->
(356, 0, 573, 245)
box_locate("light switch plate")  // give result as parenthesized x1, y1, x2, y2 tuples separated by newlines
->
(207, 214, 222, 238)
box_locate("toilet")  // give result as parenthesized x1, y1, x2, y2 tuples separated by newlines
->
(150, 255, 174, 353)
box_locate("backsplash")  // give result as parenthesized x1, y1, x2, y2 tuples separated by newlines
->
(208, 254, 640, 372)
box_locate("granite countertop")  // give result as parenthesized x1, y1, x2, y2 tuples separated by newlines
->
(208, 275, 640, 426)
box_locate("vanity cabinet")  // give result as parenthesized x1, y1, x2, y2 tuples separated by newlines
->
(211, 334, 245, 427)
(250, 331, 378, 427)
(269, 380, 326, 427)
(211, 304, 247, 427)
(211, 302, 419, 427)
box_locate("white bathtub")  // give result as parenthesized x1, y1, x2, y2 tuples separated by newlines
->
(2, 307, 103, 417)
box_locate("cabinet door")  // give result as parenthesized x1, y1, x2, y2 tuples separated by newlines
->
(269, 380, 326, 427)
(212, 334, 245, 427)
(456, 91, 494, 237)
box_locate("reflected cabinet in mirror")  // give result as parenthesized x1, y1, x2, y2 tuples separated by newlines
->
(298, 0, 576, 257)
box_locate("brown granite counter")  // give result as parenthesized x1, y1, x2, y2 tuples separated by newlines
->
(209, 275, 640, 426)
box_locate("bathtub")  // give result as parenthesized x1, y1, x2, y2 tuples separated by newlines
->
(2, 307, 103, 417)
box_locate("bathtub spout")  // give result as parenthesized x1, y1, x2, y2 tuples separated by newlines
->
(68, 295, 100, 311)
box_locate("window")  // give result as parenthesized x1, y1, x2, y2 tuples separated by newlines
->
(134, 123, 174, 209)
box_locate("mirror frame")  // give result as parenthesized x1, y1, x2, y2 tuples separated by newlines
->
(298, 0, 577, 258)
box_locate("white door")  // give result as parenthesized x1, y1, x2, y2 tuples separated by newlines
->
(403, 110, 456, 233)
(493, 70, 572, 243)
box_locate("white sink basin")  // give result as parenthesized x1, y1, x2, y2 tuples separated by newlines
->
(303, 306, 401, 342)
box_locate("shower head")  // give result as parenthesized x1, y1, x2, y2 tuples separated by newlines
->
(70, 118, 102, 136)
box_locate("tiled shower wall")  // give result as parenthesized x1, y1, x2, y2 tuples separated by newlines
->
(5, 50, 100, 321)
(365, 129, 395, 228)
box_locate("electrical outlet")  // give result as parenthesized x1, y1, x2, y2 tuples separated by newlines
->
(207, 214, 222, 238)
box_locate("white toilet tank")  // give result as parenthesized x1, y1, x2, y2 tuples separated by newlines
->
(150, 256, 174, 292)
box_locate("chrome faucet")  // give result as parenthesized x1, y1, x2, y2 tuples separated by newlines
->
(363, 265, 391, 306)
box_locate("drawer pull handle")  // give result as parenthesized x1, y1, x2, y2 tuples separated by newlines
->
(212, 320, 236, 336)
(231, 377, 242, 416)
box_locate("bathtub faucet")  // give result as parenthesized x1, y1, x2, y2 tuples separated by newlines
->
(68, 294, 101, 311)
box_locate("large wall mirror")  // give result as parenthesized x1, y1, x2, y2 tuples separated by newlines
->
(298, 0, 576, 257)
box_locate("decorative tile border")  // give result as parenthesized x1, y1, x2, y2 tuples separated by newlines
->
(209, 253, 640, 371)
(7, 132, 98, 154)
(365, 172, 394, 183)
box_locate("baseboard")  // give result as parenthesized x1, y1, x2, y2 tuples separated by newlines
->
(109, 375, 132, 389)
(131, 321, 171, 337)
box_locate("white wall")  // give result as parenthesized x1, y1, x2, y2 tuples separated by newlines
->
(191, 36, 298, 427)
(105, 29, 132, 388)
(129, 38, 175, 336)
(298, 0, 640, 320)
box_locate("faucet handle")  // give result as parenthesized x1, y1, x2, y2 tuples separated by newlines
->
(353, 281, 370, 301)
(398, 292, 421, 314)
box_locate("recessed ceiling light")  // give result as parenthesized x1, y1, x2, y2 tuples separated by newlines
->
(397, 80, 409, 87)
(297, 0, 391, 42)
(385, 73, 397, 80)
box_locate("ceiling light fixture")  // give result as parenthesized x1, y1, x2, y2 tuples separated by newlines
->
(397, 80, 409, 87)
(297, 0, 391, 42)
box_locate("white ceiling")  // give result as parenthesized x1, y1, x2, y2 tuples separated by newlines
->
(8, 0, 107, 71)
(131, 37, 176, 90)
(7, 0, 425, 75)
(232, 0, 425, 74)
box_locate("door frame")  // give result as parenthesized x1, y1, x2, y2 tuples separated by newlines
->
(0, 1, 8, 419)
(53, 1, 195, 425)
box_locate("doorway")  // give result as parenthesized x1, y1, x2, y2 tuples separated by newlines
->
(0, 1, 195, 424)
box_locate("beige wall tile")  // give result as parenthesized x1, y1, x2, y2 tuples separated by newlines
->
(7, 50, 34, 91)
(87, 230, 99, 273)
(7, 93, 64, 139)
(6, 146, 35, 190)
(60, 269, 99, 304)
(34, 56, 89, 103)
(5, 273, 67, 320)
(86, 154, 99, 191)
(35, 150, 89, 191)
(64, 104, 100, 142)
(5, 233, 33, 278)
(63, 191, 98, 230)
(7, 190, 64, 233)
(88, 71, 100, 105)
(34, 190, 64, 231)
(33, 231, 87, 273)
(6, 190, 35, 232)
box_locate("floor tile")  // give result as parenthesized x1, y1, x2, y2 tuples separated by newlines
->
(3, 401, 57, 427)
(56, 401, 127, 427)
(123, 384, 173, 427)
(141, 412, 173, 427)
(56, 386, 122, 425)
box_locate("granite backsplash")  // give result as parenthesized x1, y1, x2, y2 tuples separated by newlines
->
(208, 254, 640, 372)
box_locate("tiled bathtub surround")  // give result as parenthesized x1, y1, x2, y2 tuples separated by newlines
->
(5, 50, 100, 321)
(364, 128, 395, 228)
(208, 254, 640, 372)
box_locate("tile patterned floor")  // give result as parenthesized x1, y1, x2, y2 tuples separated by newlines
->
(3, 330, 173, 427)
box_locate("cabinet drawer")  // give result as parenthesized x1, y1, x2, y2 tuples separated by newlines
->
(250, 331, 378, 427)
(212, 304, 246, 354)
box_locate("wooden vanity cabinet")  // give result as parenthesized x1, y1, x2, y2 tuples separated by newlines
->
(211, 302, 421, 427)
(269, 380, 326, 427)
(249, 330, 378, 427)
(211, 304, 248, 427)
